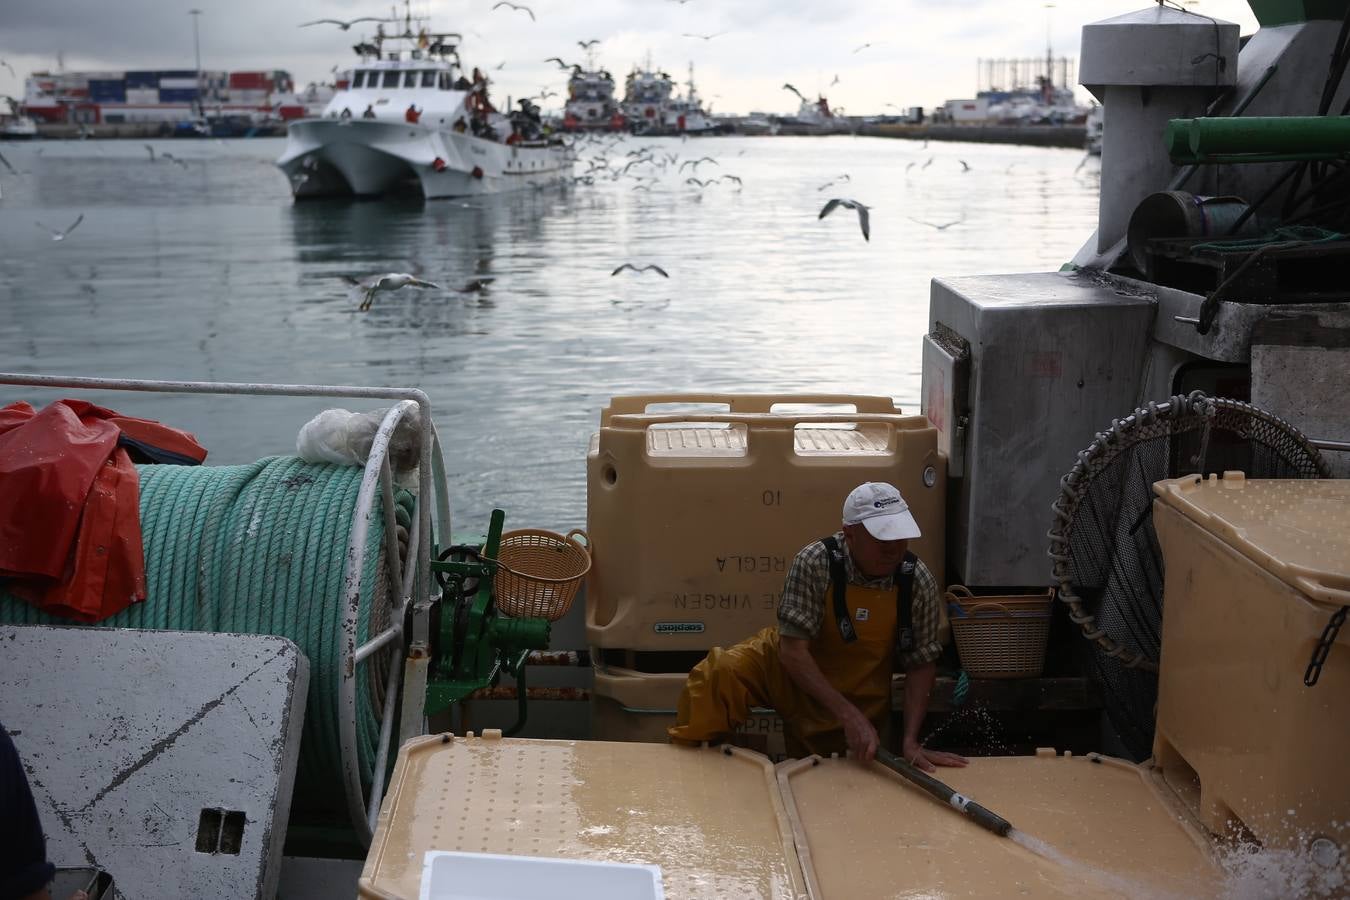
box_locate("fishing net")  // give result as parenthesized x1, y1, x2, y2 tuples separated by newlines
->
(1047, 392, 1329, 760)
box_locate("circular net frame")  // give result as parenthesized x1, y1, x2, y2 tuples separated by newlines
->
(1047, 392, 1329, 759)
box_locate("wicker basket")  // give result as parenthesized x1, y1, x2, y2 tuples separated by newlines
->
(493, 529, 591, 622)
(945, 587, 1053, 679)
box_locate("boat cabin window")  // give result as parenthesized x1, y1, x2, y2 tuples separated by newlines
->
(421, 71, 437, 88)
(351, 71, 365, 88)
(438, 72, 451, 90)
(382, 70, 400, 89)
(404, 71, 417, 88)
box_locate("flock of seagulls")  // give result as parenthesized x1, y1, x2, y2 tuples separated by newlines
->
(0, 11, 999, 315)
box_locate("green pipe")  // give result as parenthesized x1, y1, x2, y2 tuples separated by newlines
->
(1167, 116, 1350, 163)
(875, 748, 1013, 838)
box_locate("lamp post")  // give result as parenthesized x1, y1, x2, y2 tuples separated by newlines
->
(190, 9, 203, 77)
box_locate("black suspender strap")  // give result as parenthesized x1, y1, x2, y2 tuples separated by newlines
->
(896, 552, 917, 653)
(820, 536, 857, 643)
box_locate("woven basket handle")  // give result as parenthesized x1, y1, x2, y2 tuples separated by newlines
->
(945, 585, 975, 600)
(565, 528, 590, 550)
(965, 602, 1014, 616)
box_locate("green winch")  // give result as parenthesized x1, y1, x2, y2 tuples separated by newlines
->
(426, 509, 552, 734)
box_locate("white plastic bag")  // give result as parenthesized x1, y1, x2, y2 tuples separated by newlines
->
(296, 406, 422, 482)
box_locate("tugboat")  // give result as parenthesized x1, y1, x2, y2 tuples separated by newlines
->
(561, 51, 624, 132)
(276, 13, 570, 199)
(775, 84, 848, 135)
(658, 63, 726, 136)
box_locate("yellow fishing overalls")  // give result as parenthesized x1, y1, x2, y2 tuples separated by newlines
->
(669, 540, 917, 758)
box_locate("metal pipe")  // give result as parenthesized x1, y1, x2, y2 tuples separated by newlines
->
(365, 644, 405, 832)
(339, 399, 417, 845)
(1313, 438, 1350, 452)
(355, 625, 402, 664)
(378, 457, 404, 606)
(874, 748, 1013, 838)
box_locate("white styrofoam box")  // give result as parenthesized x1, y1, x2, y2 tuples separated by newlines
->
(420, 852, 663, 900)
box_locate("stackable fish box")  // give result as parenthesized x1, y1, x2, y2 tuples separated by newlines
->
(585, 394, 946, 658)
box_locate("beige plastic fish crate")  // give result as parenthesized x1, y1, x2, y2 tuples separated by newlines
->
(1151, 473, 1350, 852)
(590, 664, 789, 761)
(586, 394, 946, 655)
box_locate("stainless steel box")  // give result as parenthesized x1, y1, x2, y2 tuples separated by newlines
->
(922, 271, 1154, 586)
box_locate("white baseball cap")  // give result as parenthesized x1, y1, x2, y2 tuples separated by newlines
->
(842, 482, 921, 541)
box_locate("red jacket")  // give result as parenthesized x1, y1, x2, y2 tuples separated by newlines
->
(0, 400, 207, 622)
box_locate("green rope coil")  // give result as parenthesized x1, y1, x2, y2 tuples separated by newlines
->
(0, 456, 413, 800)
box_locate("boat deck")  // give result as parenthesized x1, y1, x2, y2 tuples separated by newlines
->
(360, 735, 1223, 900)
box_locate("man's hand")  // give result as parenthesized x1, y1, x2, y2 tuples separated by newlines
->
(843, 708, 880, 762)
(902, 738, 968, 772)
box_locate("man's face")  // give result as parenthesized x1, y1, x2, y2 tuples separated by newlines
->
(843, 522, 908, 577)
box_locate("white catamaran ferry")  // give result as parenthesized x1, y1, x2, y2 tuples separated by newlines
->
(276, 19, 570, 200)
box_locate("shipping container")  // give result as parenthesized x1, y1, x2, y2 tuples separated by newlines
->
(158, 89, 200, 103)
(125, 88, 160, 105)
(229, 71, 271, 88)
(88, 80, 127, 103)
(157, 70, 198, 80)
(126, 70, 158, 87)
(159, 77, 200, 90)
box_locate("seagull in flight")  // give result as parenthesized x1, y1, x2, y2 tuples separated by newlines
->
(679, 156, 718, 172)
(493, 1, 536, 21)
(342, 273, 442, 311)
(299, 16, 387, 30)
(578, 39, 601, 50)
(545, 57, 578, 70)
(611, 263, 670, 278)
(0, 60, 15, 78)
(908, 215, 964, 231)
(682, 32, 725, 40)
(782, 83, 806, 102)
(819, 199, 870, 241)
(0, 149, 17, 175)
(36, 214, 85, 242)
(921, 156, 934, 170)
(817, 174, 850, 191)
(160, 151, 189, 168)
(852, 42, 879, 54)
(143, 143, 157, 162)
(958, 159, 971, 172)
(830, 74, 841, 87)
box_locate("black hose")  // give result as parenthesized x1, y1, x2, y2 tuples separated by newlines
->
(874, 748, 1013, 838)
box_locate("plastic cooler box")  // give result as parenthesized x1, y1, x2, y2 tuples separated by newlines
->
(1151, 473, 1350, 851)
(586, 394, 945, 654)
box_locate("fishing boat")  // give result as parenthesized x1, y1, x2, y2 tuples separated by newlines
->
(2, 3, 1348, 898)
(562, 66, 625, 132)
(0, 96, 37, 140)
(622, 64, 675, 135)
(275, 16, 570, 200)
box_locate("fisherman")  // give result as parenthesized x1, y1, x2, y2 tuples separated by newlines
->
(339, 107, 353, 119)
(362, 104, 377, 119)
(452, 117, 468, 134)
(405, 103, 421, 124)
(669, 482, 969, 770)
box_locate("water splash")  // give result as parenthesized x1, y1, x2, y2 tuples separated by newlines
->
(920, 702, 1016, 755)
(1007, 828, 1194, 899)
(1218, 838, 1347, 899)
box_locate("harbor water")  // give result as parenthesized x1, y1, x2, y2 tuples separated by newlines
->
(0, 135, 1099, 535)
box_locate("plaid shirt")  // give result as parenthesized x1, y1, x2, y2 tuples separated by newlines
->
(778, 531, 943, 669)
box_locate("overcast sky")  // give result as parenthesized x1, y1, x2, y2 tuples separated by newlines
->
(1, 1, 1260, 114)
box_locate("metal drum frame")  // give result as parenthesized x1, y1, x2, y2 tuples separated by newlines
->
(0, 373, 451, 846)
